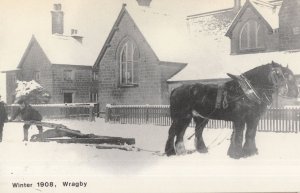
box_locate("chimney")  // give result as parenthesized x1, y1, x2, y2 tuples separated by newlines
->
(234, 0, 241, 12)
(136, 0, 152, 7)
(70, 29, 83, 43)
(51, 4, 64, 35)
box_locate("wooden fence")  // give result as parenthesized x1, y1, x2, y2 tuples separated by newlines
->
(105, 104, 300, 133)
(6, 103, 97, 121)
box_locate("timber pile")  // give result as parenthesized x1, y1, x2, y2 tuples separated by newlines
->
(25, 121, 135, 145)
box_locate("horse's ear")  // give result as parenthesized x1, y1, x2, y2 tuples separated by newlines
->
(227, 73, 239, 81)
(271, 61, 275, 65)
(286, 64, 289, 69)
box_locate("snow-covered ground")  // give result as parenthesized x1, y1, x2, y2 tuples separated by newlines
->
(1, 118, 300, 193)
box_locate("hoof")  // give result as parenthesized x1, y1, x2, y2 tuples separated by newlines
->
(175, 142, 187, 155)
(165, 150, 176, 156)
(194, 138, 208, 154)
(227, 148, 243, 159)
(196, 147, 208, 153)
(242, 148, 258, 158)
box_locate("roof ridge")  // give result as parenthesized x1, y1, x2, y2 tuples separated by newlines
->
(187, 8, 234, 19)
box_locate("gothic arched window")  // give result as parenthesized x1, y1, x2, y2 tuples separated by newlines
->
(239, 20, 265, 51)
(119, 39, 139, 85)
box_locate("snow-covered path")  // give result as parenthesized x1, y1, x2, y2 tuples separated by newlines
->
(1, 118, 300, 192)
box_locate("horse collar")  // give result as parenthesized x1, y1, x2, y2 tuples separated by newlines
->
(237, 75, 262, 104)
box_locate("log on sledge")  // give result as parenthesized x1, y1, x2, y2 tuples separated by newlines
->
(17, 121, 135, 145)
(44, 137, 135, 145)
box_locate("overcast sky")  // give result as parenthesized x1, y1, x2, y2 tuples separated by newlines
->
(0, 0, 235, 102)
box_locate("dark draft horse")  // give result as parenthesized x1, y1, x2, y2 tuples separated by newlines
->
(165, 61, 298, 159)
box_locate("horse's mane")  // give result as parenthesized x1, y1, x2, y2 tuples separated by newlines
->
(243, 62, 281, 77)
(242, 62, 282, 87)
(224, 62, 283, 96)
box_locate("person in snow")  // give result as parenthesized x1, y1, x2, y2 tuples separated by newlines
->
(9, 100, 43, 141)
(0, 95, 8, 142)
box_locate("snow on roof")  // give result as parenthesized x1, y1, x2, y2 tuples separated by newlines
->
(34, 34, 96, 66)
(122, 0, 239, 63)
(251, 0, 281, 29)
(2, 0, 228, 70)
(169, 50, 300, 81)
(168, 0, 292, 82)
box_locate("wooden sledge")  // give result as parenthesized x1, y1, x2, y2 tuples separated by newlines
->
(18, 121, 135, 145)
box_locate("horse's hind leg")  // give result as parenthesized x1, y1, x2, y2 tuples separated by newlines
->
(165, 118, 191, 156)
(165, 120, 178, 156)
(194, 117, 209, 153)
(174, 118, 191, 155)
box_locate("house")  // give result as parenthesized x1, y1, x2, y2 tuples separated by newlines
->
(3, 0, 191, 109)
(3, 4, 98, 104)
(168, 0, 300, 107)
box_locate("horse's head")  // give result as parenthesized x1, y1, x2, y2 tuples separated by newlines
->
(268, 61, 298, 98)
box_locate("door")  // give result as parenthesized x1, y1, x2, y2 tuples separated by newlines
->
(64, 93, 73, 103)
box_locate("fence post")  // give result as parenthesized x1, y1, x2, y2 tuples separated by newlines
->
(146, 104, 149, 123)
(89, 104, 95, 122)
(105, 104, 112, 122)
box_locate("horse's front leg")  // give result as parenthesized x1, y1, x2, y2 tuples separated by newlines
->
(243, 117, 259, 157)
(194, 117, 209, 153)
(174, 117, 192, 155)
(227, 120, 245, 159)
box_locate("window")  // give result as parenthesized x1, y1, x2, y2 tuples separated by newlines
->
(239, 20, 265, 51)
(63, 70, 74, 81)
(92, 71, 98, 81)
(119, 40, 138, 86)
(293, 27, 300, 35)
(34, 71, 40, 82)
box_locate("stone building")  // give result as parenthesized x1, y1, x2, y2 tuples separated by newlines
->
(3, 4, 97, 104)
(226, 0, 300, 54)
(94, 4, 186, 111)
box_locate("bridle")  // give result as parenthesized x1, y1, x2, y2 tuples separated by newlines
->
(268, 67, 289, 97)
(237, 66, 290, 105)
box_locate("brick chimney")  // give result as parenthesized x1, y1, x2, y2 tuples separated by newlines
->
(234, 0, 241, 12)
(51, 4, 64, 35)
(279, 0, 300, 50)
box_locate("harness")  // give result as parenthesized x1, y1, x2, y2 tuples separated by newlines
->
(215, 84, 228, 109)
(216, 66, 289, 108)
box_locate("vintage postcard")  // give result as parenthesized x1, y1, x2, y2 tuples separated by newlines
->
(0, 0, 300, 192)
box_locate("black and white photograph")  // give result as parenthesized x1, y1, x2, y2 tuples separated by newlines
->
(0, 0, 300, 192)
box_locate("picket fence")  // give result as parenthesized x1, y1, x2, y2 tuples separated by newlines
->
(6, 103, 97, 121)
(106, 104, 300, 133)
